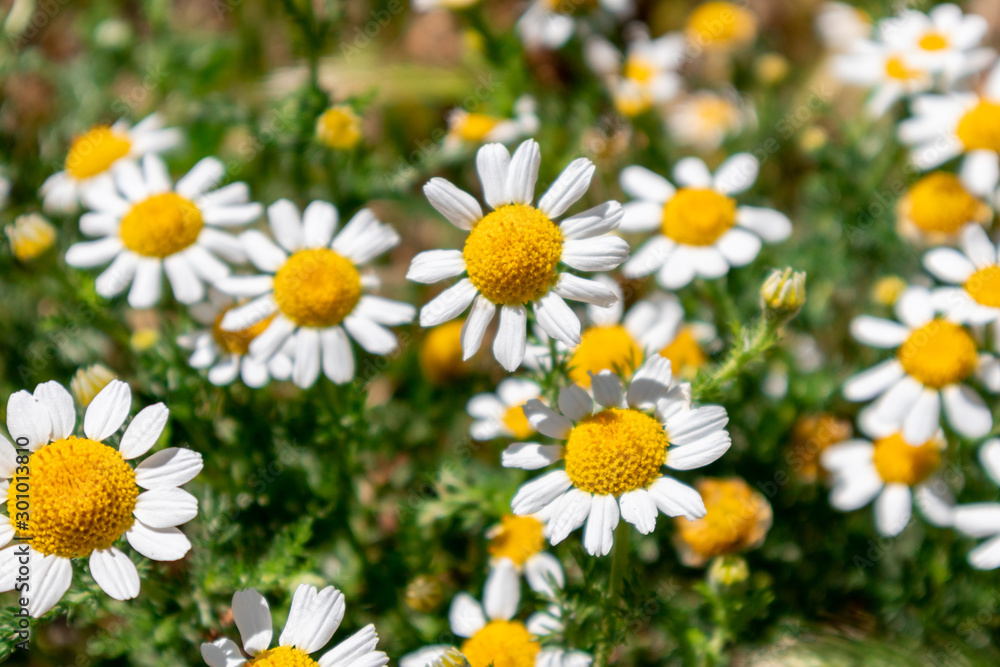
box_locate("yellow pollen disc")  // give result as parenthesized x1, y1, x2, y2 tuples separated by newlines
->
(695, 97, 739, 128)
(502, 405, 535, 440)
(956, 101, 1000, 153)
(675, 478, 770, 561)
(316, 105, 362, 150)
(460, 620, 540, 667)
(885, 55, 921, 81)
(904, 172, 983, 234)
(65, 125, 132, 180)
(919, 31, 949, 51)
(213, 308, 275, 355)
(119, 193, 204, 258)
(965, 265, 1000, 308)
(273, 248, 362, 328)
(872, 433, 941, 486)
(564, 408, 668, 496)
(660, 327, 707, 379)
(488, 515, 545, 566)
(247, 646, 319, 667)
(685, 2, 757, 48)
(662, 188, 736, 246)
(624, 57, 656, 85)
(419, 321, 469, 384)
(897, 319, 977, 388)
(568, 325, 643, 388)
(453, 113, 503, 142)
(463, 204, 563, 306)
(9, 436, 137, 559)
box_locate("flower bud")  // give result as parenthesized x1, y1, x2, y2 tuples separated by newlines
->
(70, 364, 117, 407)
(6, 213, 57, 261)
(761, 267, 806, 318)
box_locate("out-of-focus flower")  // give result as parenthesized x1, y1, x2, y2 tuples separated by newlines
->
(873, 276, 907, 306)
(179, 289, 293, 388)
(69, 363, 117, 406)
(516, 0, 633, 51)
(761, 267, 806, 318)
(896, 171, 992, 242)
(503, 355, 731, 557)
(6, 212, 57, 261)
(844, 285, 997, 443)
(200, 585, 389, 667)
(316, 104, 363, 150)
(412, 0, 479, 11)
(431, 648, 471, 667)
(754, 53, 788, 85)
(619, 154, 791, 290)
(788, 414, 852, 482)
(925, 226, 1000, 332)
(487, 514, 565, 598)
(797, 126, 828, 153)
(40, 113, 181, 213)
(467, 378, 541, 440)
(130, 327, 160, 351)
(443, 96, 538, 151)
(674, 477, 772, 567)
(405, 574, 444, 612)
(407, 138, 628, 372)
(666, 90, 753, 151)
(831, 43, 931, 118)
(420, 320, 471, 384)
(0, 380, 203, 617)
(953, 439, 1000, 569)
(814, 2, 871, 53)
(707, 554, 750, 586)
(65, 154, 260, 308)
(585, 30, 684, 117)
(217, 199, 414, 388)
(685, 1, 757, 55)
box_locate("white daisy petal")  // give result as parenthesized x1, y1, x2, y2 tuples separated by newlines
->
(583, 494, 620, 557)
(666, 431, 731, 470)
(735, 207, 792, 242)
(449, 593, 487, 638)
(317, 625, 386, 667)
(623, 235, 673, 277)
(501, 442, 563, 470)
(484, 558, 520, 621)
(292, 329, 322, 389)
(0, 437, 17, 478)
(280, 584, 346, 654)
(356, 295, 415, 327)
(558, 201, 624, 239)
(27, 553, 73, 617)
(538, 158, 596, 218)
(902, 389, 940, 445)
(590, 371, 625, 409)
(648, 476, 705, 520)
(961, 224, 996, 268)
(134, 447, 204, 489)
(672, 157, 712, 188)
(65, 237, 124, 268)
(561, 237, 630, 272)
(534, 292, 581, 347)
(163, 255, 204, 305)
(544, 489, 593, 545)
(344, 315, 399, 355)
(979, 438, 1000, 486)
(89, 548, 140, 601)
(953, 503, 1000, 538)
(942, 383, 992, 439)
(33, 381, 74, 441)
(95, 251, 139, 298)
(666, 405, 728, 446)
(620, 201, 664, 233)
(843, 359, 905, 402)
(874, 484, 912, 537)
(201, 638, 247, 667)
(125, 521, 192, 561)
(626, 354, 674, 410)
(268, 199, 304, 252)
(712, 153, 759, 195)
(477, 143, 512, 209)
(506, 139, 541, 205)
(619, 488, 658, 534)
(119, 403, 169, 460)
(302, 200, 338, 248)
(128, 258, 163, 308)
(620, 166, 675, 202)
(423, 178, 483, 230)
(961, 150, 1000, 197)
(968, 534, 1000, 570)
(331, 209, 399, 264)
(494, 304, 528, 372)
(830, 466, 883, 511)
(84, 380, 132, 442)
(176, 157, 224, 199)
(511, 470, 573, 515)
(924, 247, 977, 284)
(553, 273, 618, 307)
(716, 228, 762, 267)
(134, 487, 198, 528)
(407, 250, 467, 284)
(524, 552, 565, 598)
(241, 230, 288, 273)
(557, 384, 593, 421)
(461, 295, 496, 360)
(321, 327, 355, 385)
(420, 279, 478, 327)
(522, 399, 573, 438)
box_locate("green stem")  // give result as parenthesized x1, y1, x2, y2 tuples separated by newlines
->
(596, 521, 631, 667)
(693, 315, 783, 402)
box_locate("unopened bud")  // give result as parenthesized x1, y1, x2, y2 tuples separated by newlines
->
(761, 267, 806, 318)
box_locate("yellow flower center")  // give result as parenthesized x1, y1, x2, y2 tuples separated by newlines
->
(872, 432, 941, 486)
(316, 105, 362, 150)
(419, 321, 469, 384)
(662, 188, 736, 246)
(885, 55, 922, 81)
(213, 308, 275, 355)
(453, 113, 503, 142)
(489, 515, 545, 566)
(461, 621, 540, 667)
(65, 125, 132, 180)
(624, 57, 656, 85)
(502, 405, 535, 440)
(694, 97, 739, 128)
(564, 408, 668, 496)
(918, 31, 949, 51)
(675, 478, 768, 560)
(568, 325, 643, 388)
(905, 172, 983, 234)
(273, 248, 362, 328)
(119, 193, 204, 258)
(897, 319, 977, 388)
(9, 436, 137, 559)
(956, 101, 1000, 153)
(660, 327, 707, 379)
(463, 204, 563, 306)
(965, 265, 1000, 308)
(247, 646, 318, 667)
(685, 2, 757, 48)
(872, 276, 907, 306)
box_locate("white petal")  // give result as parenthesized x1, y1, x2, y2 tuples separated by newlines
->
(656, 249, 698, 289)
(583, 494, 620, 557)
(524, 552, 565, 598)
(735, 207, 792, 242)
(534, 293, 581, 347)
(558, 384, 593, 421)
(119, 403, 169, 460)
(407, 250, 466, 284)
(0, 437, 16, 477)
(626, 354, 674, 410)
(163, 255, 205, 305)
(923, 247, 976, 284)
(875, 484, 912, 537)
(522, 399, 573, 439)
(241, 230, 288, 273)
(561, 236, 630, 272)
(134, 447, 204, 489)
(842, 359, 905, 402)
(942, 383, 992, 438)
(268, 199, 304, 252)
(672, 157, 712, 188)
(248, 316, 296, 360)
(506, 139, 541, 205)
(33, 381, 74, 441)
(321, 327, 355, 385)
(419, 279, 478, 327)
(232, 588, 274, 655)
(502, 442, 563, 469)
(968, 534, 1000, 570)
(712, 153, 759, 194)
(95, 251, 139, 298)
(176, 157, 224, 199)
(623, 235, 673, 277)
(344, 315, 399, 355)
(953, 503, 1000, 537)
(134, 487, 198, 527)
(89, 548, 140, 601)
(461, 295, 496, 360)
(27, 552, 73, 617)
(538, 158, 596, 218)
(477, 143, 512, 209)
(317, 625, 385, 667)
(716, 228, 762, 267)
(830, 467, 883, 511)
(591, 371, 625, 409)
(619, 488, 658, 534)
(620, 166, 674, 202)
(219, 294, 277, 330)
(979, 438, 1000, 486)
(302, 200, 338, 248)
(483, 558, 520, 621)
(201, 638, 247, 667)
(128, 258, 163, 308)
(559, 201, 624, 239)
(553, 273, 618, 307)
(666, 405, 729, 446)
(494, 304, 528, 372)
(851, 316, 912, 348)
(126, 521, 192, 561)
(424, 178, 483, 230)
(65, 237, 123, 268)
(279, 584, 345, 653)
(895, 286, 935, 328)
(648, 476, 705, 520)
(961, 150, 1000, 197)
(666, 431, 731, 470)
(902, 388, 941, 445)
(331, 209, 399, 264)
(544, 489, 593, 544)
(511, 470, 573, 515)
(449, 593, 486, 638)
(84, 380, 131, 441)
(293, 328, 322, 389)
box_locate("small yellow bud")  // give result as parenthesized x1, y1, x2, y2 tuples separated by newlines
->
(707, 554, 750, 587)
(761, 267, 806, 316)
(754, 53, 788, 85)
(70, 364, 117, 407)
(798, 126, 828, 153)
(316, 105, 363, 150)
(872, 276, 907, 306)
(6, 213, 57, 261)
(434, 648, 471, 667)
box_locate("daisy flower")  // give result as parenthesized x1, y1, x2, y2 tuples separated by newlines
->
(468, 378, 542, 441)
(898, 62, 1000, 178)
(672, 477, 772, 567)
(487, 514, 565, 598)
(217, 199, 414, 388)
(0, 380, 203, 617)
(619, 155, 792, 289)
(820, 420, 950, 537)
(516, 0, 633, 51)
(843, 285, 994, 444)
(815, 2, 871, 53)
(684, 1, 757, 55)
(925, 225, 1000, 326)
(64, 154, 259, 308)
(895, 170, 992, 241)
(503, 355, 731, 556)
(201, 584, 389, 667)
(443, 96, 539, 152)
(953, 439, 1000, 569)
(407, 138, 629, 372)
(179, 289, 293, 388)
(40, 113, 181, 213)
(400, 560, 586, 667)
(666, 89, 754, 151)
(584, 30, 684, 117)
(831, 41, 933, 118)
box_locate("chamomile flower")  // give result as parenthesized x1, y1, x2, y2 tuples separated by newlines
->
(815, 2, 871, 53)
(584, 30, 684, 117)
(953, 439, 1000, 569)
(40, 113, 182, 213)
(516, 0, 633, 51)
(672, 477, 772, 567)
(407, 139, 629, 372)
(619, 155, 792, 289)
(400, 560, 582, 667)
(468, 378, 542, 441)
(843, 285, 993, 444)
(896, 170, 992, 241)
(666, 90, 754, 151)
(831, 41, 932, 117)
(925, 225, 1000, 326)
(200, 584, 389, 667)
(876, 5, 993, 83)
(217, 199, 414, 388)
(64, 154, 260, 308)
(524, 605, 593, 667)
(487, 514, 565, 598)
(443, 96, 539, 152)
(179, 289, 293, 388)
(820, 421, 949, 537)
(685, 1, 758, 55)
(503, 355, 731, 556)
(898, 62, 1000, 181)
(0, 380, 203, 617)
